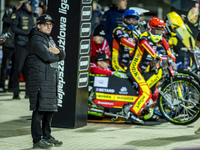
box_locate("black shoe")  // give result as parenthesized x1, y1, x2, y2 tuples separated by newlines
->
(126, 112, 144, 125)
(46, 137, 63, 147)
(33, 139, 54, 149)
(13, 92, 20, 100)
(13, 95, 20, 100)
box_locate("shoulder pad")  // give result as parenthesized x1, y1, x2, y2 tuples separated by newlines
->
(113, 26, 122, 33)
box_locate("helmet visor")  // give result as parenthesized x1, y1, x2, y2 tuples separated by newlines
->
(151, 28, 164, 36)
(125, 17, 138, 25)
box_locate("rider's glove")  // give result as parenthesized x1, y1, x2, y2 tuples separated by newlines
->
(168, 53, 176, 62)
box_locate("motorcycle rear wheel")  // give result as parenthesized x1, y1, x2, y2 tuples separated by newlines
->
(158, 76, 200, 125)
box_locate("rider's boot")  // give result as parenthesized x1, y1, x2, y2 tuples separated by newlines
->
(123, 103, 144, 125)
(143, 108, 154, 120)
(126, 111, 144, 125)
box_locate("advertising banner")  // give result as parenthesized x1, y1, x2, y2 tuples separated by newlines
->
(48, 0, 92, 128)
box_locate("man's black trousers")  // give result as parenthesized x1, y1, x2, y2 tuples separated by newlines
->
(0, 46, 15, 89)
(31, 110, 55, 143)
(10, 45, 28, 94)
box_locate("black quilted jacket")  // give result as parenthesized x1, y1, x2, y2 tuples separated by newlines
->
(27, 27, 66, 111)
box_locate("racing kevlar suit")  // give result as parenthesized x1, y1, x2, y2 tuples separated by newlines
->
(128, 31, 174, 115)
(112, 26, 139, 71)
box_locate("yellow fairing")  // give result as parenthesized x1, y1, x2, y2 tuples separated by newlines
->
(96, 93, 137, 102)
(146, 68, 162, 88)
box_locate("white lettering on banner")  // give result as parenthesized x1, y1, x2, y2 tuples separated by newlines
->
(80, 61, 89, 66)
(57, 0, 69, 107)
(59, 0, 69, 15)
(97, 101, 114, 105)
(83, 11, 91, 16)
(58, 60, 65, 107)
(57, 17, 67, 51)
(79, 77, 88, 82)
(82, 0, 92, 4)
(96, 88, 115, 93)
(82, 27, 90, 32)
(81, 44, 89, 49)
(80, 39, 90, 54)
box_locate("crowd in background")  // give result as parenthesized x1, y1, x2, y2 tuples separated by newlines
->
(0, 0, 47, 99)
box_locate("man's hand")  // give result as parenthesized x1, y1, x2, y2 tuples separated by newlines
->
(0, 33, 10, 44)
(0, 38, 7, 44)
(49, 45, 60, 54)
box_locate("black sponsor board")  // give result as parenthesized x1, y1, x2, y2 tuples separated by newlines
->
(48, 0, 92, 128)
(93, 75, 137, 96)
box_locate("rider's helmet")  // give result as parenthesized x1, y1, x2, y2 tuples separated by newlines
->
(122, 9, 140, 31)
(165, 11, 186, 36)
(147, 17, 166, 43)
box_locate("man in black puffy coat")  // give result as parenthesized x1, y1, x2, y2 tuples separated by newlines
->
(27, 14, 66, 149)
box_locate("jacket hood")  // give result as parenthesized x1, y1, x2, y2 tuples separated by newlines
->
(29, 27, 49, 40)
(21, 2, 32, 14)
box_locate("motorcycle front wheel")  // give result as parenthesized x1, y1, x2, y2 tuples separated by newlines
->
(158, 76, 200, 125)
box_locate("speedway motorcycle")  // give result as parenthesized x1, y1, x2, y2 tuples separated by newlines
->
(88, 55, 200, 125)
(153, 48, 200, 118)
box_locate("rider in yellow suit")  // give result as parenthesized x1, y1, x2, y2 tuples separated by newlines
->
(129, 17, 175, 119)
(112, 9, 140, 72)
(113, 14, 175, 124)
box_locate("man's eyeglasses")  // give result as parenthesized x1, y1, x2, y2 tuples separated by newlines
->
(43, 23, 54, 27)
